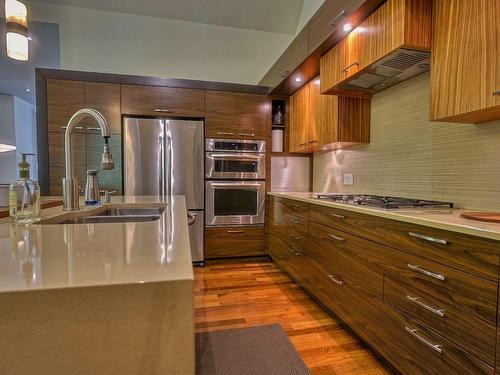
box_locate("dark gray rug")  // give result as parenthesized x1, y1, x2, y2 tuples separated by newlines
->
(196, 324, 310, 375)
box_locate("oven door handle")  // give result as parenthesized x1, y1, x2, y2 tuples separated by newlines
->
(210, 182, 264, 188)
(209, 154, 262, 160)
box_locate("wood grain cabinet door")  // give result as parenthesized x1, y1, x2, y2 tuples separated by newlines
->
(84, 82, 121, 134)
(121, 85, 205, 117)
(47, 79, 85, 133)
(289, 84, 310, 152)
(205, 90, 237, 138)
(430, 0, 500, 123)
(235, 93, 269, 140)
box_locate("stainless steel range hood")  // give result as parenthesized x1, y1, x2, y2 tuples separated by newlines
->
(340, 48, 430, 94)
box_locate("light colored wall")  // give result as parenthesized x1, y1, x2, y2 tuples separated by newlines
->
(29, 3, 295, 85)
(13, 97, 37, 180)
(0, 95, 17, 184)
(313, 73, 500, 210)
(296, 0, 325, 34)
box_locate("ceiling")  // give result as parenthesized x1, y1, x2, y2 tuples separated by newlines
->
(30, 0, 306, 34)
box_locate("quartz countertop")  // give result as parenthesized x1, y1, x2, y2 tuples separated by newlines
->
(269, 192, 500, 242)
(0, 195, 193, 293)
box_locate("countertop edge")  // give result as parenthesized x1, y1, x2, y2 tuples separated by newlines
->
(268, 192, 500, 242)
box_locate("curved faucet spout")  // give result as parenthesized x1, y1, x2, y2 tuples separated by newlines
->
(64, 108, 111, 179)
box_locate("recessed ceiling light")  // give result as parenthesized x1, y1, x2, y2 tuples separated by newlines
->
(343, 23, 352, 32)
(25, 87, 30, 92)
(295, 77, 302, 83)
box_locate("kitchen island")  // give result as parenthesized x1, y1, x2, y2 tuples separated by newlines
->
(0, 196, 194, 375)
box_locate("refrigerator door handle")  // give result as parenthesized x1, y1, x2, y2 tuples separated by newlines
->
(166, 132, 173, 197)
(159, 135, 165, 196)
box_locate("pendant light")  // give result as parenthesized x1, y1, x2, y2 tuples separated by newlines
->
(5, 0, 28, 61)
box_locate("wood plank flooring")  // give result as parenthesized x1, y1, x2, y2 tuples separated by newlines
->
(194, 259, 393, 375)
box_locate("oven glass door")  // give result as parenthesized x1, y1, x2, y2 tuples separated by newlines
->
(206, 181, 265, 225)
(206, 153, 266, 179)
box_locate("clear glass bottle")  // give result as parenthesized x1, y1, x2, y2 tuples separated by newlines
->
(9, 153, 41, 224)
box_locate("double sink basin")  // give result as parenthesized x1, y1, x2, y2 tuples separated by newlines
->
(38, 206, 166, 225)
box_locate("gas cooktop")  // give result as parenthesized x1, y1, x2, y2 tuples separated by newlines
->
(315, 194, 454, 209)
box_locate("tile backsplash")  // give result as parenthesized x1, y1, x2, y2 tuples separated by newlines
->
(314, 73, 500, 210)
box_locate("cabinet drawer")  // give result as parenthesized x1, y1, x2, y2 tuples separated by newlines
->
(205, 226, 265, 259)
(308, 204, 500, 280)
(384, 275, 496, 365)
(308, 221, 383, 299)
(273, 197, 309, 220)
(380, 306, 493, 375)
(121, 85, 205, 117)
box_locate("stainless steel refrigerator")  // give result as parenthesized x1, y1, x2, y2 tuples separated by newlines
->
(123, 117, 204, 264)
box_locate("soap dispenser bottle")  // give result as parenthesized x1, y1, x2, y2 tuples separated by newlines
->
(9, 153, 41, 224)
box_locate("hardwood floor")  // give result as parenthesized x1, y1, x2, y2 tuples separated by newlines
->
(194, 259, 393, 375)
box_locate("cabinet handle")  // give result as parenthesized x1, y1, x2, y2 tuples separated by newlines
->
(328, 234, 345, 242)
(308, 140, 319, 143)
(288, 218, 300, 225)
(405, 327, 443, 354)
(61, 126, 84, 130)
(493, 90, 500, 96)
(227, 230, 244, 234)
(406, 295, 445, 317)
(342, 62, 359, 74)
(328, 274, 344, 286)
(330, 9, 346, 26)
(155, 108, 174, 113)
(290, 234, 301, 241)
(299, 143, 307, 146)
(238, 133, 255, 137)
(329, 213, 345, 219)
(407, 264, 446, 281)
(409, 232, 447, 245)
(217, 131, 236, 136)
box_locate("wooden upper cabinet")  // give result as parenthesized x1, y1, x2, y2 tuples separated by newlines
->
(430, 0, 500, 124)
(258, 28, 309, 88)
(205, 91, 269, 140)
(84, 82, 121, 134)
(121, 85, 205, 117)
(321, 0, 432, 95)
(308, 0, 366, 54)
(289, 78, 370, 153)
(47, 79, 85, 133)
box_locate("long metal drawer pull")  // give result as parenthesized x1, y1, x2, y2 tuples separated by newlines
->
(298, 143, 307, 146)
(308, 140, 319, 143)
(288, 218, 300, 224)
(342, 62, 359, 73)
(227, 230, 244, 234)
(217, 131, 236, 135)
(406, 295, 445, 317)
(154, 108, 174, 113)
(290, 234, 300, 241)
(409, 232, 448, 245)
(407, 264, 446, 281)
(61, 126, 84, 130)
(328, 274, 344, 286)
(330, 213, 345, 219)
(405, 327, 443, 354)
(238, 133, 255, 137)
(329, 234, 345, 242)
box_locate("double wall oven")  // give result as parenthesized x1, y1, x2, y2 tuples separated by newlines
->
(205, 139, 266, 226)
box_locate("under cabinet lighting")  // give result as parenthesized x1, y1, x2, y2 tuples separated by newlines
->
(343, 23, 352, 32)
(5, 0, 29, 61)
(0, 143, 16, 152)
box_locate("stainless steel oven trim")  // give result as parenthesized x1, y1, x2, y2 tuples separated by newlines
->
(206, 180, 266, 226)
(205, 152, 266, 179)
(206, 138, 266, 153)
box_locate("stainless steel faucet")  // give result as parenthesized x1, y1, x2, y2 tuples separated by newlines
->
(63, 109, 115, 211)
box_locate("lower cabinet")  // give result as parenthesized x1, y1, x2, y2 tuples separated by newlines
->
(205, 226, 265, 259)
(266, 195, 498, 375)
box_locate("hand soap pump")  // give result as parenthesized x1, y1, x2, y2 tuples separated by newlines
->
(9, 153, 41, 224)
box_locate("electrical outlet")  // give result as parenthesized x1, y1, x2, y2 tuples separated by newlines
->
(343, 173, 354, 185)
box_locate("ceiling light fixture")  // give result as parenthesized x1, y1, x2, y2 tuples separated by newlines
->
(0, 143, 17, 153)
(343, 23, 352, 32)
(5, 0, 29, 61)
(295, 77, 302, 83)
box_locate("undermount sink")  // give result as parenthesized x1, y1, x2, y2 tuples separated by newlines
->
(37, 206, 166, 225)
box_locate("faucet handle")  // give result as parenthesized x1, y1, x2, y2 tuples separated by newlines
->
(100, 190, 116, 204)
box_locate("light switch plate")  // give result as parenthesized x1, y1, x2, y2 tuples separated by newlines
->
(343, 173, 354, 185)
